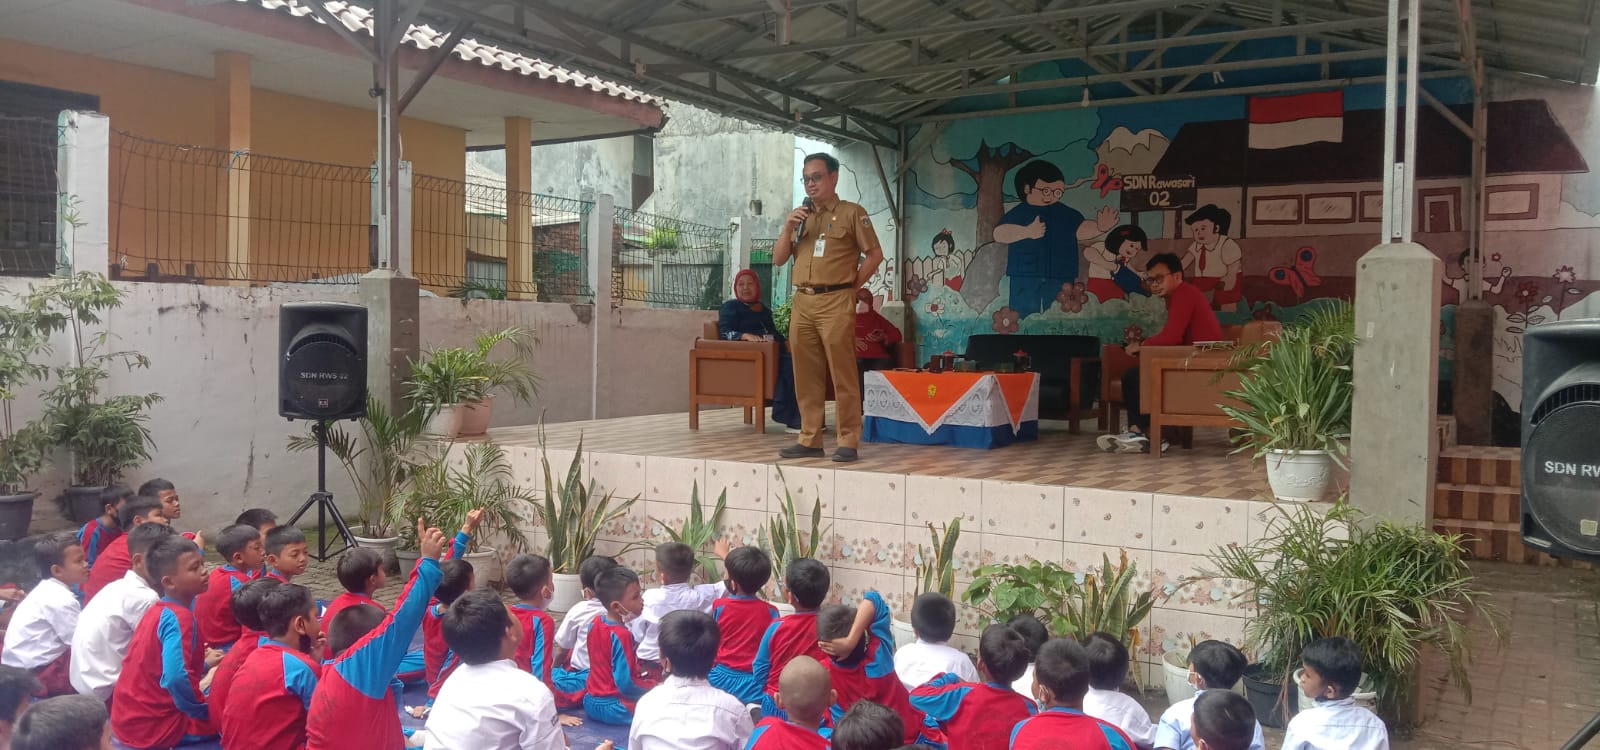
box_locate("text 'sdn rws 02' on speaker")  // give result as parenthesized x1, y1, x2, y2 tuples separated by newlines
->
(1520, 319, 1600, 564)
(279, 302, 367, 421)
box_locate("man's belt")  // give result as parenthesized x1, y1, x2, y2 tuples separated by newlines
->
(794, 283, 854, 295)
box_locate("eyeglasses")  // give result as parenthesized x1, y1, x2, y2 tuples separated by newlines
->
(801, 173, 829, 185)
(1028, 186, 1065, 198)
(1145, 272, 1171, 284)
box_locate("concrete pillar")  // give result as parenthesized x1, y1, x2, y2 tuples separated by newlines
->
(361, 270, 420, 413)
(1451, 299, 1494, 445)
(56, 111, 109, 275)
(586, 193, 615, 420)
(396, 161, 413, 277)
(1351, 242, 1441, 524)
(504, 117, 533, 300)
(214, 52, 252, 288)
(729, 216, 752, 298)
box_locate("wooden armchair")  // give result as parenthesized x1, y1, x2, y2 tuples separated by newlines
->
(689, 321, 780, 432)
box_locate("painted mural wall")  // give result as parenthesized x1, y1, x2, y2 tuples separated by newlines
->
(893, 69, 1600, 444)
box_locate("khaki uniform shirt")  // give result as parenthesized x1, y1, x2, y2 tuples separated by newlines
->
(792, 197, 881, 287)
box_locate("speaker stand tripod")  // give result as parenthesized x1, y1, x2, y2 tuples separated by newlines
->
(285, 420, 355, 561)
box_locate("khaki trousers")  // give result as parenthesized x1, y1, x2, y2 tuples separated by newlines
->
(789, 289, 861, 449)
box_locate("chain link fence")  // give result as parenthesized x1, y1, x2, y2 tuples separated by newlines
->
(0, 116, 65, 276)
(412, 173, 592, 301)
(612, 207, 731, 309)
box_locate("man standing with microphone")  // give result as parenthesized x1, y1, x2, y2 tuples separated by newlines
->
(773, 153, 883, 462)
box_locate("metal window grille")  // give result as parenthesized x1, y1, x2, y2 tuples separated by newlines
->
(612, 207, 731, 309)
(0, 116, 64, 276)
(411, 172, 592, 302)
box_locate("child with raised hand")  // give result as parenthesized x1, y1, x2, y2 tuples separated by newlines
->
(1006, 614, 1048, 697)
(415, 509, 484, 706)
(1189, 691, 1258, 750)
(83, 495, 169, 602)
(207, 578, 282, 727)
(504, 553, 579, 729)
(69, 523, 178, 701)
(748, 656, 835, 750)
(582, 566, 658, 725)
(306, 518, 449, 750)
(77, 484, 131, 570)
(751, 558, 832, 719)
(552, 555, 620, 707)
(322, 547, 387, 651)
(422, 589, 566, 750)
(815, 592, 927, 745)
(708, 546, 778, 704)
(1280, 637, 1389, 750)
(194, 523, 269, 650)
(11, 694, 112, 750)
(631, 610, 754, 750)
(1153, 641, 1263, 750)
(1, 534, 89, 696)
(111, 535, 222, 749)
(220, 583, 324, 749)
(896, 592, 979, 689)
(264, 526, 310, 583)
(637, 540, 731, 672)
(910, 623, 1037, 750)
(1081, 632, 1155, 749)
(830, 701, 903, 750)
(1009, 639, 1137, 750)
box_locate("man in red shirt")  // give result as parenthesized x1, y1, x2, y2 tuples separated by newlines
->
(1100, 252, 1223, 454)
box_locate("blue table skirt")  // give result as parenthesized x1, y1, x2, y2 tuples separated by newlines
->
(863, 416, 1038, 449)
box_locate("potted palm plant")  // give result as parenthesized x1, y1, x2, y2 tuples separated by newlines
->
(1221, 301, 1354, 502)
(31, 273, 162, 523)
(758, 477, 829, 616)
(896, 518, 961, 648)
(537, 436, 648, 615)
(286, 396, 426, 571)
(407, 327, 538, 438)
(397, 441, 534, 586)
(0, 298, 57, 540)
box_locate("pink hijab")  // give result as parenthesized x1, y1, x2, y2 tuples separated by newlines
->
(734, 269, 764, 311)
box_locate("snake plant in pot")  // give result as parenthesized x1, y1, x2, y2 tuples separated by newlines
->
(758, 472, 830, 615)
(406, 327, 538, 438)
(893, 518, 961, 649)
(536, 435, 649, 615)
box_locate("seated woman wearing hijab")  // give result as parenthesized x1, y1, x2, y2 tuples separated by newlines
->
(854, 288, 903, 382)
(719, 270, 802, 433)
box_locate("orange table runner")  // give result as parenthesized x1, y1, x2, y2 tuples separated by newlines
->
(871, 371, 1040, 430)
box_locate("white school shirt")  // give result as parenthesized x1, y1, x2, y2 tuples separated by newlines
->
(1084, 687, 1157, 749)
(1280, 697, 1390, 750)
(894, 638, 979, 689)
(424, 659, 565, 750)
(556, 597, 608, 671)
(635, 582, 724, 662)
(1154, 690, 1265, 750)
(628, 674, 755, 750)
(69, 570, 159, 699)
(1, 577, 80, 669)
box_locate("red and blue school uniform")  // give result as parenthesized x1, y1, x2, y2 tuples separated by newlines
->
(321, 590, 425, 680)
(752, 610, 826, 718)
(110, 597, 214, 749)
(208, 631, 266, 731)
(912, 673, 1038, 750)
(746, 717, 832, 750)
(582, 615, 659, 725)
(707, 594, 778, 704)
(220, 639, 321, 750)
(511, 603, 557, 683)
(83, 534, 132, 602)
(1009, 707, 1137, 750)
(823, 591, 932, 746)
(420, 531, 471, 700)
(77, 518, 120, 569)
(194, 564, 259, 650)
(305, 556, 442, 750)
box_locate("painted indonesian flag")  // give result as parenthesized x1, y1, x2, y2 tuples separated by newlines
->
(1248, 91, 1344, 149)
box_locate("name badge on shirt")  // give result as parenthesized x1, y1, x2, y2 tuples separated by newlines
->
(813, 236, 827, 257)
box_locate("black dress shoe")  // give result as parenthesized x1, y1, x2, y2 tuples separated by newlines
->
(831, 447, 859, 463)
(779, 443, 826, 459)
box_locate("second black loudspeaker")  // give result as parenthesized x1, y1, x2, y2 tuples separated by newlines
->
(1520, 319, 1600, 564)
(279, 302, 367, 421)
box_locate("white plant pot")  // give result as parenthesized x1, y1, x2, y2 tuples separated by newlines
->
(463, 548, 500, 587)
(351, 527, 402, 573)
(550, 572, 584, 618)
(1294, 668, 1379, 710)
(396, 548, 421, 573)
(772, 601, 796, 617)
(891, 618, 916, 650)
(1264, 449, 1334, 503)
(425, 404, 468, 438)
(459, 395, 495, 437)
(1163, 648, 1197, 704)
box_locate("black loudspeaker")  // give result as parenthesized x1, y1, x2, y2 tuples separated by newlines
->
(1520, 319, 1600, 564)
(279, 302, 367, 421)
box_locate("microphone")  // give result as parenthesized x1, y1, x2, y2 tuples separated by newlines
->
(793, 197, 814, 245)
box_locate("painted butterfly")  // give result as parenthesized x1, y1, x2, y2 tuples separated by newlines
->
(1268, 246, 1322, 297)
(1091, 163, 1123, 198)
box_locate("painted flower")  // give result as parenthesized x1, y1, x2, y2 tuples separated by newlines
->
(1123, 323, 1145, 345)
(1554, 266, 1578, 284)
(992, 306, 1021, 334)
(1056, 281, 1089, 313)
(905, 274, 929, 300)
(927, 302, 945, 315)
(1515, 281, 1540, 301)
(1490, 252, 1503, 263)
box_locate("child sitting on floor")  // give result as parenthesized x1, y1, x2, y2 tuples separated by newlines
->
(551, 555, 620, 707)
(82, 495, 168, 602)
(264, 526, 310, 583)
(234, 508, 279, 538)
(220, 583, 323, 748)
(1082, 632, 1155, 749)
(0, 666, 43, 748)
(77, 485, 130, 570)
(636, 541, 728, 672)
(423, 589, 565, 750)
(896, 592, 979, 689)
(1010, 639, 1137, 750)
(1, 534, 89, 696)
(707, 546, 777, 704)
(206, 578, 281, 728)
(503, 552, 577, 727)
(1190, 691, 1258, 750)
(1155, 641, 1263, 750)
(194, 523, 268, 650)
(816, 591, 928, 745)
(582, 566, 657, 725)
(911, 623, 1037, 750)
(1280, 637, 1389, 750)
(630, 610, 753, 750)
(68, 522, 178, 702)
(752, 558, 831, 718)
(1007, 614, 1049, 697)
(11, 694, 112, 750)
(830, 701, 904, 750)
(417, 559, 474, 710)
(749, 656, 835, 750)
(110, 535, 222, 749)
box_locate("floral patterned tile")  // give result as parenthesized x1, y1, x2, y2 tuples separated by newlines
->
(835, 471, 907, 525)
(905, 475, 982, 530)
(981, 480, 1065, 540)
(826, 520, 907, 575)
(1066, 487, 1154, 551)
(1150, 494, 1249, 557)
(589, 452, 647, 500)
(905, 515, 984, 582)
(977, 533, 1063, 569)
(706, 460, 769, 512)
(1148, 551, 1255, 617)
(646, 456, 706, 502)
(769, 466, 836, 518)
(717, 507, 768, 551)
(1144, 608, 1252, 664)
(831, 568, 906, 613)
